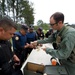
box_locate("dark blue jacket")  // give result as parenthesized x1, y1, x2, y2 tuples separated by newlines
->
(12, 32, 27, 52)
(26, 32, 37, 44)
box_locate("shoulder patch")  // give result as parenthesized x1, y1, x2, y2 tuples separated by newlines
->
(41, 34, 43, 36)
(15, 36, 19, 40)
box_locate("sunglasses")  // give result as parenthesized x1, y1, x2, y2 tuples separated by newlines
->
(50, 23, 57, 26)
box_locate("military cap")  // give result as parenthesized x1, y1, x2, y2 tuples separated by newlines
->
(38, 27, 42, 31)
(21, 25, 28, 31)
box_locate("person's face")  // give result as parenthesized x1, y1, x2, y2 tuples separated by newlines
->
(37, 30, 41, 34)
(20, 29, 27, 35)
(0, 27, 16, 40)
(50, 17, 58, 30)
(29, 28, 33, 32)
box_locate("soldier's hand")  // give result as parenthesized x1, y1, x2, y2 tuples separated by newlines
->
(29, 44, 34, 48)
(31, 41, 38, 46)
(41, 46, 47, 51)
(13, 55, 20, 65)
(24, 43, 30, 48)
(42, 47, 46, 51)
(30, 41, 38, 49)
(38, 44, 43, 47)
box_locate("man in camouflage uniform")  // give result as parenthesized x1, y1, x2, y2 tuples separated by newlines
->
(31, 12, 75, 75)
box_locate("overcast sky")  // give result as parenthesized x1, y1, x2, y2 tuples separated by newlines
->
(29, 0, 75, 25)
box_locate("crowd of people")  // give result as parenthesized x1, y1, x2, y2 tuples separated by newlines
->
(0, 12, 75, 75)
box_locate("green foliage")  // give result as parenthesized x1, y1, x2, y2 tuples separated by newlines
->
(34, 24, 50, 30)
(0, 0, 34, 26)
(20, 0, 34, 26)
(37, 20, 43, 26)
(1, 0, 6, 15)
(35, 19, 50, 30)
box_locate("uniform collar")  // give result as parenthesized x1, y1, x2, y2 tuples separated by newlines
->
(57, 26, 66, 36)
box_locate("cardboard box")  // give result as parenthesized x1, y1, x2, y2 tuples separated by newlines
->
(23, 62, 44, 75)
(23, 62, 68, 75)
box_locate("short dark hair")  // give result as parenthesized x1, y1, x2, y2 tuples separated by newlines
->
(50, 12, 64, 23)
(0, 16, 17, 31)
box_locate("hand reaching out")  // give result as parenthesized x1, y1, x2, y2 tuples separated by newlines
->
(29, 44, 34, 48)
(41, 46, 47, 51)
(30, 41, 38, 49)
(24, 43, 30, 48)
(31, 41, 38, 46)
